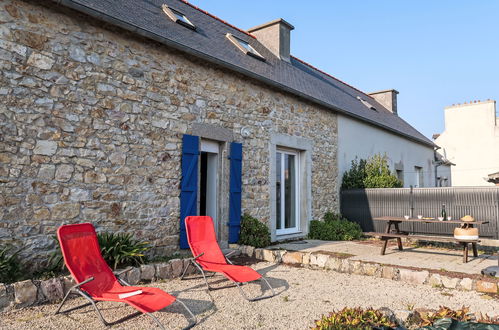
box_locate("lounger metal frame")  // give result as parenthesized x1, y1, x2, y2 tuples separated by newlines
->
(181, 252, 275, 302)
(55, 268, 197, 329)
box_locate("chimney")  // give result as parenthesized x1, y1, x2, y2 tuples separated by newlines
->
(247, 18, 294, 62)
(368, 89, 399, 115)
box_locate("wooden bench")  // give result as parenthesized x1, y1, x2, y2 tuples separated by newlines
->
(364, 232, 480, 263)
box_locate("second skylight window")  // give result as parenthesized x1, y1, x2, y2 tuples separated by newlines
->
(226, 33, 265, 61)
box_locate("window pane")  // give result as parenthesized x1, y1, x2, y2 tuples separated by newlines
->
(275, 152, 281, 230)
(237, 39, 252, 52)
(177, 15, 188, 24)
(236, 39, 262, 57)
(171, 9, 193, 26)
(284, 154, 296, 229)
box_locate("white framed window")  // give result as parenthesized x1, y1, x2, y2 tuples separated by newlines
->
(275, 149, 300, 235)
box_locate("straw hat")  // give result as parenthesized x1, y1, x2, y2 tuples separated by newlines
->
(460, 215, 475, 222)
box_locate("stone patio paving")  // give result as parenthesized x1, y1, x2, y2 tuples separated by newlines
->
(270, 239, 498, 275)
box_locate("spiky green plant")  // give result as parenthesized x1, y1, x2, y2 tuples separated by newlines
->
(0, 245, 23, 283)
(97, 232, 150, 270)
(48, 231, 150, 271)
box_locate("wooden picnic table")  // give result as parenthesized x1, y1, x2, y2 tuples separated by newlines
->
(366, 216, 490, 263)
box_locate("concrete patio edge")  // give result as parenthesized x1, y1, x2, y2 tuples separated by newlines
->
(231, 244, 499, 296)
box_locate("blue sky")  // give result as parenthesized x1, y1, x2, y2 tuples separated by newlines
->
(189, 0, 499, 139)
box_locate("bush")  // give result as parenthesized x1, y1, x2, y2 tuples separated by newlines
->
(323, 212, 348, 223)
(313, 307, 398, 330)
(363, 154, 403, 188)
(341, 154, 402, 189)
(238, 213, 271, 248)
(308, 212, 362, 241)
(341, 158, 367, 189)
(0, 245, 23, 283)
(48, 231, 150, 271)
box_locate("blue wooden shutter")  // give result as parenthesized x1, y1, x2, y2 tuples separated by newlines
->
(228, 142, 243, 243)
(180, 134, 199, 249)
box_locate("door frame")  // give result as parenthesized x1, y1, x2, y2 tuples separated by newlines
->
(275, 148, 301, 236)
(199, 139, 221, 237)
(269, 133, 313, 242)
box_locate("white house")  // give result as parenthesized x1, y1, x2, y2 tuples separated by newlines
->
(434, 100, 499, 186)
(338, 89, 440, 188)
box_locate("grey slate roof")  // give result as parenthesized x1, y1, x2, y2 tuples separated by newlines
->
(56, 0, 434, 147)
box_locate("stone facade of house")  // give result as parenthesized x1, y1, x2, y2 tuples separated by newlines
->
(0, 0, 339, 267)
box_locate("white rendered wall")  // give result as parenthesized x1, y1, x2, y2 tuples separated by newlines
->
(435, 100, 499, 186)
(338, 115, 436, 188)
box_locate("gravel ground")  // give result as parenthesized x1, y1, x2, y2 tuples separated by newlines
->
(2, 262, 498, 330)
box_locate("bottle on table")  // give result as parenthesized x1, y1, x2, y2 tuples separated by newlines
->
(441, 204, 447, 221)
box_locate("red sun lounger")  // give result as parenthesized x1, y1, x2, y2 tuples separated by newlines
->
(181, 216, 275, 301)
(55, 223, 196, 329)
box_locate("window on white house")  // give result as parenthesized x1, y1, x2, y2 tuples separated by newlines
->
(396, 169, 404, 184)
(414, 166, 423, 187)
(276, 149, 300, 235)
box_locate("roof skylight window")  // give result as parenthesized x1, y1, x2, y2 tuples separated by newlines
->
(226, 33, 265, 61)
(162, 4, 196, 30)
(357, 96, 377, 111)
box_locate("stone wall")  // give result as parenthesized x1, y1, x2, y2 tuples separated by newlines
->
(0, 0, 339, 267)
(0, 257, 196, 312)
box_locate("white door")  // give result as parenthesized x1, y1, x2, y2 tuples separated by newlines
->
(276, 149, 300, 235)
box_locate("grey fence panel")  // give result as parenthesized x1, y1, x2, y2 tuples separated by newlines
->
(340, 187, 499, 239)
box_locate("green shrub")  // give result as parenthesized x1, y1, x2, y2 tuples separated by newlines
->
(323, 212, 348, 223)
(341, 154, 402, 189)
(313, 307, 398, 330)
(48, 231, 150, 271)
(0, 245, 23, 283)
(363, 154, 403, 188)
(238, 213, 271, 248)
(309, 212, 362, 241)
(341, 158, 367, 189)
